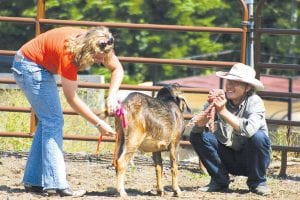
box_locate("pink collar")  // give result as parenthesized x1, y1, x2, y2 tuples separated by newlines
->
(116, 101, 126, 128)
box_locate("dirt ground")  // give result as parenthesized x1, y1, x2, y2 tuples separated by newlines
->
(0, 151, 299, 200)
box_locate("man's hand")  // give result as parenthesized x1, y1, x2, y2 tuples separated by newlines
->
(211, 89, 226, 113)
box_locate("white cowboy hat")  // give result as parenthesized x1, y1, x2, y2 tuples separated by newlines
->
(216, 63, 264, 91)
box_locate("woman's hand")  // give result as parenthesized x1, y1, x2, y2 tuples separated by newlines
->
(96, 120, 116, 136)
(105, 97, 120, 115)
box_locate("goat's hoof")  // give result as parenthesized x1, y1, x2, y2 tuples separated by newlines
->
(157, 190, 164, 196)
(119, 191, 128, 198)
(173, 190, 182, 197)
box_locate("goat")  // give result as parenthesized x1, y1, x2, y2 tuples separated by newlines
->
(114, 84, 190, 197)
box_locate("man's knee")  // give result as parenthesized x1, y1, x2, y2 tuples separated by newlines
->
(190, 130, 202, 146)
(248, 131, 270, 149)
(190, 129, 216, 148)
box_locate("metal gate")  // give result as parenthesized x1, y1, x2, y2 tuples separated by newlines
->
(0, 0, 299, 176)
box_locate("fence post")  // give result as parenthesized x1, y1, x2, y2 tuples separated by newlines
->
(279, 149, 288, 177)
(245, 0, 254, 67)
(30, 0, 46, 134)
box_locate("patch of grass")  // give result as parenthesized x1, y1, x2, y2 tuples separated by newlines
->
(183, 168, 209, 180)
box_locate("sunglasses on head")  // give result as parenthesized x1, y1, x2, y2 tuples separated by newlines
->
(99, 37, 114, 50)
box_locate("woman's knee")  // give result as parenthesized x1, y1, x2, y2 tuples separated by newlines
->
(41, 115, 64, 130)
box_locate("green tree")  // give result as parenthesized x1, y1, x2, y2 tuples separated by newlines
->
(0, 0, 37, 50)
(0, 0, 238, 83)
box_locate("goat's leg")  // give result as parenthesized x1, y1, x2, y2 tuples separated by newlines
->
(116, 131, 145, 197)
(170, 144, 181, 197)
(116, 146, 137, 197)
(152, 152, 164, 196)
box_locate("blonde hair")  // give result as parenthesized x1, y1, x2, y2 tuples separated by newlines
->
(66, 26, 114, 71)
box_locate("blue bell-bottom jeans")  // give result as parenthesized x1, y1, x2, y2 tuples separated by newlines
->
(190, 129, 271, 189)
(11, 51, 68, 190)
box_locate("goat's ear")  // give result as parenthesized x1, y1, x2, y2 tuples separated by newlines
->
(177, 96, 191, 113)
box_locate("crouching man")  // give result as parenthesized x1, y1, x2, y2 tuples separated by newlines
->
(190, 63, 271, 196)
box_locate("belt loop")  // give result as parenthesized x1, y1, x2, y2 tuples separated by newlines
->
(15, 51, 42, 70)
(17, 51, 24, 59)
(14, 50, 24, 62)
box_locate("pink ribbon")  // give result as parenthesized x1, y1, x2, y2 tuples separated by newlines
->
(115, 100, 126, 128)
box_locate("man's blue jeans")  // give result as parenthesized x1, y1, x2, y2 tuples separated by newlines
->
(190, 129, 271, 188)
(11, 51, 69, 190)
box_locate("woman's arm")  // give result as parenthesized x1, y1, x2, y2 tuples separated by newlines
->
(104, 53, 124, 115)
(61, 77, 115, 135)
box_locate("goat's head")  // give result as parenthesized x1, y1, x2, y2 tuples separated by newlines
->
(156, 83, 191, 113)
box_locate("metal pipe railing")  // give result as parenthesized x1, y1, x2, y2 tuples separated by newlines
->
(1, 0, 299, 177)
(0, 50, 238, 68)
(1, 77, 300, 97)
(253, 0, 300, 177)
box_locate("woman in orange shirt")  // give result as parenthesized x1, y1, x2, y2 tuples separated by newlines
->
(11, 26, 124, 197)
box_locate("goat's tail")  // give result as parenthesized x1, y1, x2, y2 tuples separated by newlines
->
(112, 133, 119, 167)
(95, 102, 126, 168)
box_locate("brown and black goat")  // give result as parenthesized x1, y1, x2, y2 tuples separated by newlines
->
(114, 84, 190, 197)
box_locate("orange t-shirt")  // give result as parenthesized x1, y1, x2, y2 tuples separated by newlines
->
(21, 27, 86, 81)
